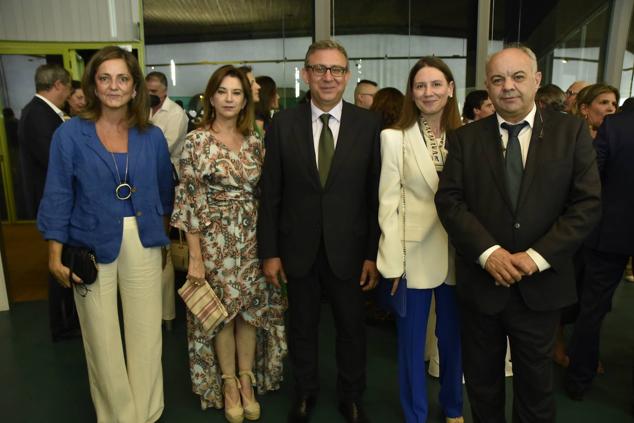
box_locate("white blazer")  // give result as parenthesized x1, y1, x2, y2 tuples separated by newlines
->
(377, 125, 455, 289)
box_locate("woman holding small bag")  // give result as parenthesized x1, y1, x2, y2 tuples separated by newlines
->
(37, 46, 174, 423)
(377, 56, 463, 423)
(171, 65, 286, 422)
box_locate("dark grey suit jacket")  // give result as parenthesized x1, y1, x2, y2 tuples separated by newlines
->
(584, 110, 634, 255)
(435, 108, 601, 314)
(18, 96, 64, 218)
(258, 101, 381, 280)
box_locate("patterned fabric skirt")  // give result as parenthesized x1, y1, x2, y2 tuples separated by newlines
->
(186, 265, 287, 410)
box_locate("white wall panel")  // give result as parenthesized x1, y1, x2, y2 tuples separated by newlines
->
(0, 0, 138, 42)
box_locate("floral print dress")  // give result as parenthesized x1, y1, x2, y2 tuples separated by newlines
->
(171, 128, 287, 410)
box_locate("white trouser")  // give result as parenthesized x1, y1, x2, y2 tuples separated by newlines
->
(74, 217, 164, 423)
(161, 248, 175, 321)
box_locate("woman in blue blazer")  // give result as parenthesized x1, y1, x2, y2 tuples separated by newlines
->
(37, 46, 174, 423)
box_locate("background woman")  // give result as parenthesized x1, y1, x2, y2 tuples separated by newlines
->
(254, 75, 279, 135)
(369, 87, 404, 130)
(575, 83, 619, 138)
(377, 56, 463, 423)
(37, 46, 174, 423)
(64, 80, 86, 117)
(171, 65, 286, 422)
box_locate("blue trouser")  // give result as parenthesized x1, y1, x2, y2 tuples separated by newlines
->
(396, 283, 463, 422)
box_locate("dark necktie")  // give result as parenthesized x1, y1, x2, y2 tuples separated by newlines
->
(318, 113, 334, 187)
(501, 121, 528, 211)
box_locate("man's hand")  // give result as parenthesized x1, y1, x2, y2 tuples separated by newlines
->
(360, 260, 379, 291)
(263, 257, 287, 289)
(485, 247, 523, 287)
(510, 252, 538, 276)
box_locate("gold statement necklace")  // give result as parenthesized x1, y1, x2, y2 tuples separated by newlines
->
(418, 117, 446, 173)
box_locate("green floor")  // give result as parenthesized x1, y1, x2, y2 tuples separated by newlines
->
(1, 282, 633, 422)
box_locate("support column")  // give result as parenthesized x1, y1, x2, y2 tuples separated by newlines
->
(314, 0, 331, 41)
(475, 0, 492, 89)
(603, 0, 634, 88)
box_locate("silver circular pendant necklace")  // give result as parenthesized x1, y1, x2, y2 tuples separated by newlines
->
(110, 150, 131, 200)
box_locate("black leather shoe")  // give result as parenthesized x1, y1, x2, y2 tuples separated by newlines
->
(338, 401, 370, 423)
(287, 395, 316, 423)
(564, 380, 585, 401)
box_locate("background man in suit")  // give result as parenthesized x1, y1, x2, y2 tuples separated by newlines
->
(19, 63, 73, 342)
(354, 79, 378, 110)
(435, 45, 601, 422)
(565, 109, 634, 399)
(258, 39, 381, 423)
(145, 71, 188, 330)
(563, 80, 591, 114)
(19, 63, 71, 219)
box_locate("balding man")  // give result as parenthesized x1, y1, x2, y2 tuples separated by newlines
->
(354, 79, 378, 109)
(563, 80, 591, 114)
(436, 46, 601, 422)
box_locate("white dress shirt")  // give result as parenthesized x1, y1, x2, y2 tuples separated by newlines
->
(310, 99, 343, 165)
(35, 94, 65, 122)
(478, 104, 550, 272)
(149, 96, 189, 171)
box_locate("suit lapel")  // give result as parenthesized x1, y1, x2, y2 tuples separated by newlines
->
(325, 102, 356, 189)
(481, 115, 514, 212)
(293, 103, 321, 190)
(516, 109, 543, 210)
(405, 125, 439, 192)
(81, 120, 119, 182)
(127, 127, 142, 182)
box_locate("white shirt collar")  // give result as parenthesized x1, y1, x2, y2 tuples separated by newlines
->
(310, 99, 343, 123)
(35, 94, 65, 119)
(496, 103, 537, 130)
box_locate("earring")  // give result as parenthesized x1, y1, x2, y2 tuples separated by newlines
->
(132, 90, 137, 99)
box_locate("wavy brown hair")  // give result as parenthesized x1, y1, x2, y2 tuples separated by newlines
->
(574, 83, 620, 117)
(395, 56, 462, 132)
(200, 65, 254, 136)
(369, 87, 404, 129)
(80, 46, 149, 129)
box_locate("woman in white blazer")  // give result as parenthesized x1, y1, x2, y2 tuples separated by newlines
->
(377, 57, 463, 423)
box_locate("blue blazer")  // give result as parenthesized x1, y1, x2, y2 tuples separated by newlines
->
(37, 117, 175, 264)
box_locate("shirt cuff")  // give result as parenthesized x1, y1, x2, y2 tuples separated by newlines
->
(478, 245, 500, 268)
(526, 248, 551, 272)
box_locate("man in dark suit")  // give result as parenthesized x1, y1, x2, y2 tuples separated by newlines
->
(19, 63, 73, 341)
(19, 63, 71, 219)
(258, 40, 381, 423)
(565, 109, 634, 399)
(435, 45, 601, 423)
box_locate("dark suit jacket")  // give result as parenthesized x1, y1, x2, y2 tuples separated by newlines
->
(584, 110, 634, 255)
(258, 101, 381, 280)
(435, 109, 601, 314)
(18, 96, 64, 218)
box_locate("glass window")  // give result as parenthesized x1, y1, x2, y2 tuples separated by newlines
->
(332, 0, 475, 110)
(143, 1, 313, 115)
(490, 0, 610, 89)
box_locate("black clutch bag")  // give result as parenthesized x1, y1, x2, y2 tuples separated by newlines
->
(61, 245, 98, 285)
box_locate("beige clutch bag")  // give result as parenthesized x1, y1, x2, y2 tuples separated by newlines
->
(178, 277, 228, 333)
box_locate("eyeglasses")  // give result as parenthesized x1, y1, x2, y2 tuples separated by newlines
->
(305, 64, 348, 77)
